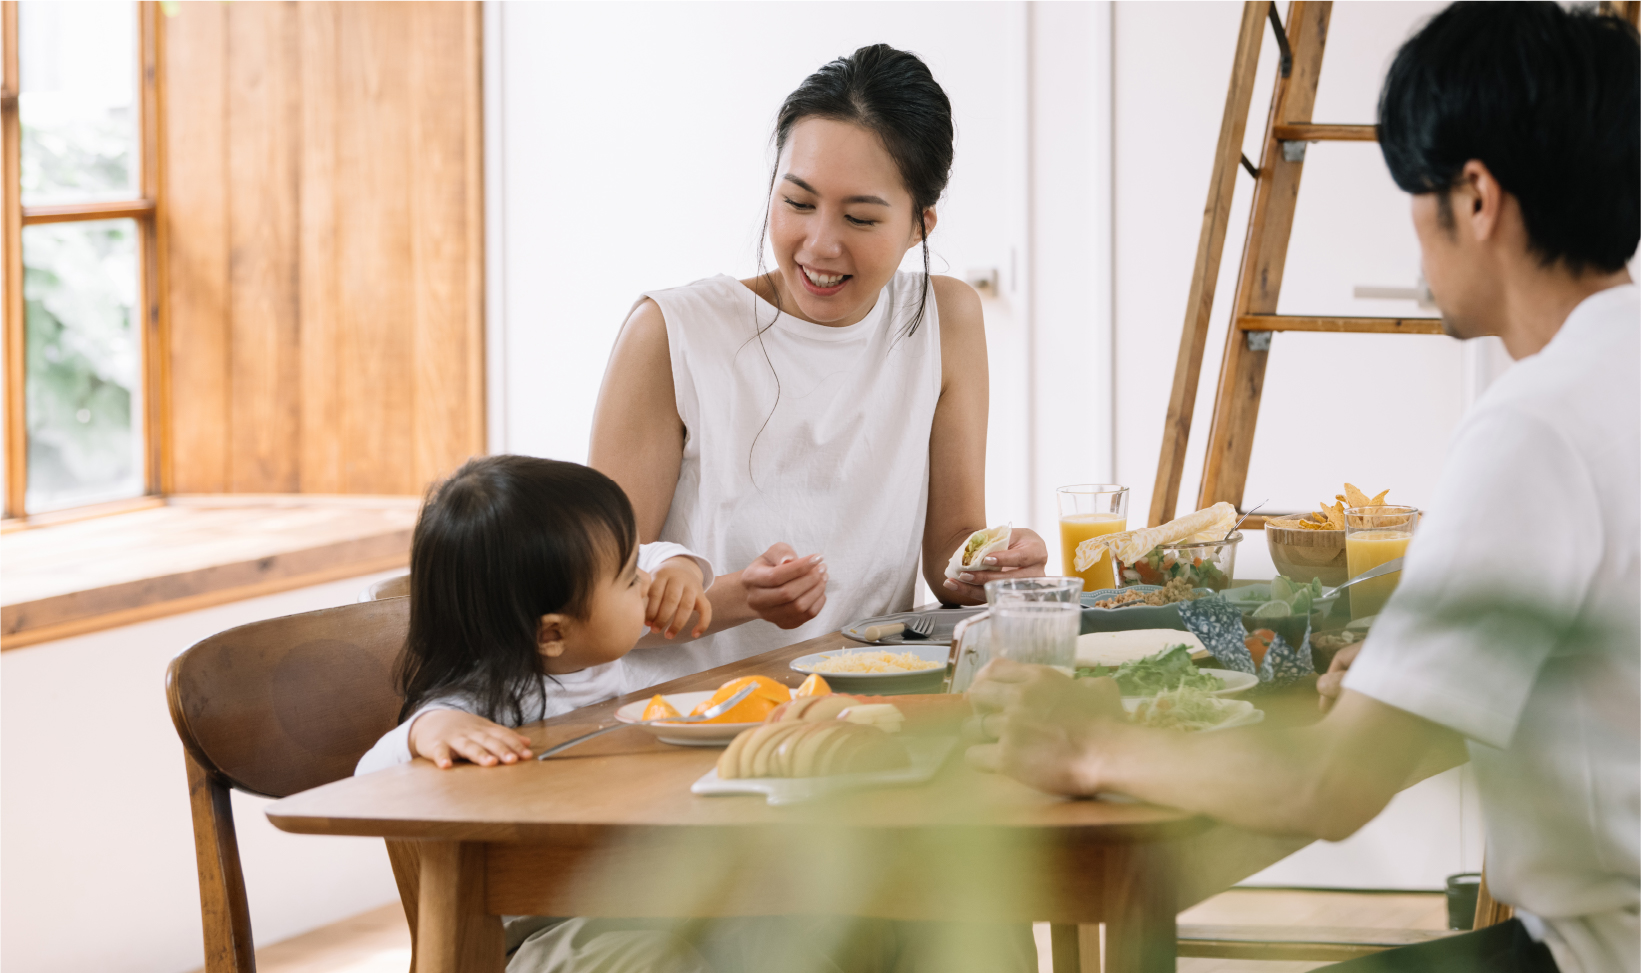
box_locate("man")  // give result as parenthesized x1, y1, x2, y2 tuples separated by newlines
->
(966, 4, 1638, 971)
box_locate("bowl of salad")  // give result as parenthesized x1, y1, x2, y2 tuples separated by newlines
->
(1118, 531, 1241, 592)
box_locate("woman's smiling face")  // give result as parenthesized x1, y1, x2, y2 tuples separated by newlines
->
(767, 117, 935, 327)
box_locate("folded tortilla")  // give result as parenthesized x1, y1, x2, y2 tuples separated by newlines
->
(1074, 502, 1238, 573)
(945, 525, 1012, 580)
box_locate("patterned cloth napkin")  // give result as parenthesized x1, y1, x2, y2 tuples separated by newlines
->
(1178, 597, 1314, 689)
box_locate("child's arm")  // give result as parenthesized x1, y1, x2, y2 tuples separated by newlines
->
(355, 703, 533, 774)
(635, 542, 714, 640)
(645, 555, 713, 639)
(407, 709, 534, 769)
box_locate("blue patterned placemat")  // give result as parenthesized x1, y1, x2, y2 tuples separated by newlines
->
(1178, 597, 1314, 689)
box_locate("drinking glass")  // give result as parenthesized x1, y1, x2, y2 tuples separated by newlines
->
(1057, 484, 1129, 593)
(1344, 505, 1420, 619)
(985, 577, 1084, 671)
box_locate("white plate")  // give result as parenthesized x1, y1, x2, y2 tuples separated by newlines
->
(614, 691, 767, 747)
(789, 646, 949, 694)
(691, 736, 958, 806)
(1075, 630, 1209, 668)
(1120, 696, 1264, 732)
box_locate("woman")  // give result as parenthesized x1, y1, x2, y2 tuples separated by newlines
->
(591, 44, 1048, 692)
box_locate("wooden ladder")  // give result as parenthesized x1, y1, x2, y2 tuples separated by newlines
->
(1148, 0, 1641, 528)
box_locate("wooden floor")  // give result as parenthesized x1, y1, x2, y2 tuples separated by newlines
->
(222, 889, 1448, 973)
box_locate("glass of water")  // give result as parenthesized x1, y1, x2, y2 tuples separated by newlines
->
(984, 577, 1084, 671)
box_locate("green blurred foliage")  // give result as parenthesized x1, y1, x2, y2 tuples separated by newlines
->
(24, 220, 140, 507)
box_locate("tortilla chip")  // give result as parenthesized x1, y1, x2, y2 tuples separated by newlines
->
(1344, 483, 1372, 508)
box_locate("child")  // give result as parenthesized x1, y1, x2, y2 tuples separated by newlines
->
(356, 454, 713, 774)
(354, 455, 1030, 973)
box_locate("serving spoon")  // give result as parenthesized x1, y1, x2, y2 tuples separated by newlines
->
(1320, 557, 1405, 600)
(535, 682, 758, 760)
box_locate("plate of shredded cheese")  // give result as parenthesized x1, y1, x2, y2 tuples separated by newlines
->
(789, 646, 949, 693)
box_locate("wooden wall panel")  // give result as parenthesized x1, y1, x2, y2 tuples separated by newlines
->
(409, 2, 484, 489)
(336, 3, 414, 496)
(164, 2, 230, 493)
(226, 2, 301, 493)
(163, 1, 484, 499)
(297, 3, 342, 494)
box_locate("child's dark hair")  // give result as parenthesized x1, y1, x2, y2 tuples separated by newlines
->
(395, 455, 637, 725)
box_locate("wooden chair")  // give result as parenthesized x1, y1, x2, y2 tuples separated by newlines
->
(166, 597, 418, 972)
(358, 574, 411, 602)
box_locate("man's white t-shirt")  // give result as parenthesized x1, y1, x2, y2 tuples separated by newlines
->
(1344, 284, 1640, 973)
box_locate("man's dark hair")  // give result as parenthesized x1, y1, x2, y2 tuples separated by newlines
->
(1378, 2, 1639, 274)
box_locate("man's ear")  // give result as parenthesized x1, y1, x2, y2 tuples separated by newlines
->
(1459, 159, 1503, 243)
(537, 614, 570, 657)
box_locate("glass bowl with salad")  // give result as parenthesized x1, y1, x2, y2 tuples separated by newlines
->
(1119, 531, 1241, 592)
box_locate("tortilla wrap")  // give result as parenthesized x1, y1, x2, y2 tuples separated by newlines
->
(1074, 502, 1238, 573)
(945, 525, 1012, 580)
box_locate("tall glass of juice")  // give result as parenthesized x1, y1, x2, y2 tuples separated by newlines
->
(1344, 505, 1420, 619)
(1057, 484, 1129, 593)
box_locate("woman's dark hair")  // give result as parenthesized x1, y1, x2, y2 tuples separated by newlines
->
(395, 455, 637, 724)
(1378, 1, 1639, 274)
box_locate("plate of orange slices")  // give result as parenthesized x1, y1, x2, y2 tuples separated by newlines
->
(615, 674, 828, 747)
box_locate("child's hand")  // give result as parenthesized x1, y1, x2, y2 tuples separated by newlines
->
(408, 709, 534, 769)
(647, 555, 713, 639)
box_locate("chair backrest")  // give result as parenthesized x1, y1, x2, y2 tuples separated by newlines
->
(359, 573, 411, 603)
(167, 597, 409, 798)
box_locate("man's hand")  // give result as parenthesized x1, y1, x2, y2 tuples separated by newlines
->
(647, 555, 712, 639)
(1317, 643, 1363, 712)
(941, 527, 1050, 601)
(408, 709, 534, 769)
(964, 658, 1125, 796)
(742, 543, 827, 629)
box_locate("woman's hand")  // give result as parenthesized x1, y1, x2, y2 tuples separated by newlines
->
(1317, 642, 1364, 712)
(408, 710, 534, 770)
(964, 658, 1124, 796)
(741, 543, 827, 629)
(647, 556, 713, 639)
(940, 527, 1050, 601)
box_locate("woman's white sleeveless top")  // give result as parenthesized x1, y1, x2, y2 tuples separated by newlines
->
(617, 271, 942, 693)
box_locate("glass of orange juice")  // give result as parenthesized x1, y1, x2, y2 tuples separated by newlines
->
(1344, 505, 1419, 619)
(1057, 484, 1129, 593)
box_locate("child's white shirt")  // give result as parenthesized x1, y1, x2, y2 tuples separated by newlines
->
(354, 542, 712, 775)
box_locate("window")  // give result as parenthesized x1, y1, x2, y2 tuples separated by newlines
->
(2, 0, 163, 519)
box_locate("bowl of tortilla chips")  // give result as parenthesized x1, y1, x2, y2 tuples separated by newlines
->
(1264, 484, 1390, 588)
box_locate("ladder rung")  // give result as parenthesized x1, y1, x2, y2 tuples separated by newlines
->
(1237, 314, 1443, 335)
(1271, 123, 1377, 142)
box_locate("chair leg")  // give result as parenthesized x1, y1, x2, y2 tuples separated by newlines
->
(1474, 866, 1514, 929)
(185, 750, 256, 972)
(386, 839, 422, 972)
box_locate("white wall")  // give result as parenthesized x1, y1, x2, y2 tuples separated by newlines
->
(1, 571, 405, 973)
(487, 1, 1116, 551)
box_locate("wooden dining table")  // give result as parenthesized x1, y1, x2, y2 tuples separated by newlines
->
(266, 630, 1321, 973)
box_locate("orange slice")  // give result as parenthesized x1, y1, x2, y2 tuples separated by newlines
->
(690, 675, 792, 724)
(794, 673, 831, 697)
(641, 694, 681, 722)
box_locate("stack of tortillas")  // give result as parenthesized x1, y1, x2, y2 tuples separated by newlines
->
(1074, 502, 1239, 573)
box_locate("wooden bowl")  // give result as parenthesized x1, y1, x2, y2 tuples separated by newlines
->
(1265, 524, 1349, 586)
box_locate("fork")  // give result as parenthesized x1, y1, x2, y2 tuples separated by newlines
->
(534, 682, 758, 760)
(899, 614, 937, 640)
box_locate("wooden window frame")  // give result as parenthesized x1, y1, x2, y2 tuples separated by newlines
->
(0, 0, 168, 525)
